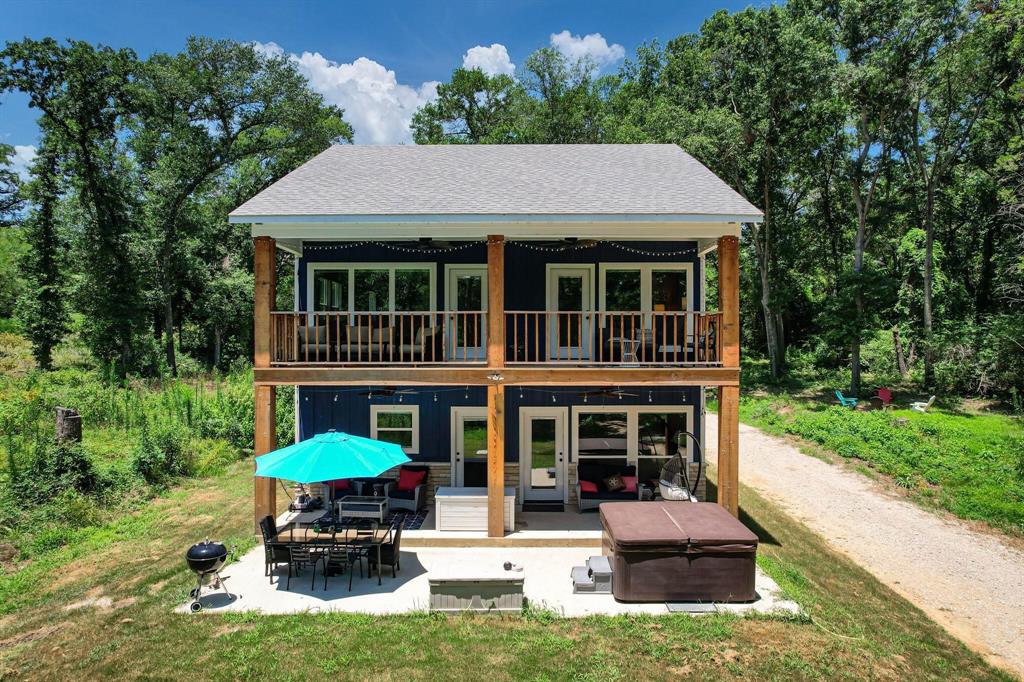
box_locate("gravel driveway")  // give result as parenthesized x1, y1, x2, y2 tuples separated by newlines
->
(706, 414, 1024, 678)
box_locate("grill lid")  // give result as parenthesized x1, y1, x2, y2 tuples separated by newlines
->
(187, 538, 227, 561)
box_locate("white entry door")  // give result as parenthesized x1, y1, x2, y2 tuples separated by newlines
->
(520, 407, 568, 502)
(547, 266, 593, 360)
(451, 406, 488, 487)
(446, 266, 488, 360)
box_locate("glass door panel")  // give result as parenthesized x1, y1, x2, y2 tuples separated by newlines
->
(547, 267, 592, 360)
(447, 266, 487, 360)
(452, 407, 488, 487)
(522, 408, 567, 502)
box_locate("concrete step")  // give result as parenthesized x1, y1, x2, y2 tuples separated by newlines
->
(571, 565, 595, 593)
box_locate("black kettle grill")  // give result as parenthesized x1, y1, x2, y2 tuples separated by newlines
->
(185, 538, 232, 612)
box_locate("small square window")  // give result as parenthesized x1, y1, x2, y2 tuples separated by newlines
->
(370, 405, 419, 454)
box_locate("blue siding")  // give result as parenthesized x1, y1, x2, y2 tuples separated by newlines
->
(298, 385, 703, 464)
(296, 240, 702, 311)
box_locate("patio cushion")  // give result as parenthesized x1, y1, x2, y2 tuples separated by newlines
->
(622, 476, 638, 493)
(581, 489, 637, 501)
(327, 478, 351, 491)
(579, 480, 598, 494)
(388, 488, 416, 500)
(397, 467, 427, 491)
(603, 473, 626, 492)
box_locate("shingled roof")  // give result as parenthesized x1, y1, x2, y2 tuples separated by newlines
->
(229, 144, 762, 222)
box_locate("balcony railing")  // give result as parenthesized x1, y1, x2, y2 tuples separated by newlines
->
(269, 310, 722, 367)
(505, 311, 721, 365)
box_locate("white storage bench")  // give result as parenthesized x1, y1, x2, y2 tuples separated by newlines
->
(434, 486, 515, 532)
(429, 565, 525, 613)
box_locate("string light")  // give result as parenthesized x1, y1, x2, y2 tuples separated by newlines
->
(297, 238, 697, 257)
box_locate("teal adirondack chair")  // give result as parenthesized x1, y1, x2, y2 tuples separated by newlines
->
(834, 390, 858, 408)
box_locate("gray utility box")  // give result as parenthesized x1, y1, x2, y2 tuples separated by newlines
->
(429, 565, 525, 613)
(571, 555, 613, 594)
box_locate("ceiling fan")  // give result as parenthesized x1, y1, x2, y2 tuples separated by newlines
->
(578, 388, 638, 401)
(528, 237, 600, 250)
(393, 238, 457, 251)
(357, 388, 418, 398)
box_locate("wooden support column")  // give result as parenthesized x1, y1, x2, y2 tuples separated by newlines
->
(254, 236, 277, 529)
(717, 235, 740, 517)
(486, 235, 506, 537)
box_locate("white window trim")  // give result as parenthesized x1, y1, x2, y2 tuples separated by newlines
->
(306, 262, 438, 313)
(598, 262, 694, 315)
(571, 404, 694, 464)
(370, 404, 420, 454)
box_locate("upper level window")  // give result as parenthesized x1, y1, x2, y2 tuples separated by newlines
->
(599, 264, 693, 313)
(307, 263, 436, 313)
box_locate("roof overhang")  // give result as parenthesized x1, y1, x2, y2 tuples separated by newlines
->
(231, 212, 760, 241)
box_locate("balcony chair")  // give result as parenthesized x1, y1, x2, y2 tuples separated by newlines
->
(344, 324, 393, 361)
(396, 326, 438, 360)
(575, 462, 641, 512)
(297, 324, 334, 362)
(387, 465, 428, 513)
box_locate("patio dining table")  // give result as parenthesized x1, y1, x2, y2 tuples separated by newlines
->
(273, 525, 392, 585)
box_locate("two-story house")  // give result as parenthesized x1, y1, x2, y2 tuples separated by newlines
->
(231, 144, 759, 537)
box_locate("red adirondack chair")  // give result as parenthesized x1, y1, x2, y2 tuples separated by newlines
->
(875, 387, 894, 410)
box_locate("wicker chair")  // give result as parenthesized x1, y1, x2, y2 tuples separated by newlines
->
(368, 515, 405, 578)
(259, 515, 289, 584)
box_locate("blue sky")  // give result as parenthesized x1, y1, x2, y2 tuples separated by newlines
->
(1, 0, 757, 171)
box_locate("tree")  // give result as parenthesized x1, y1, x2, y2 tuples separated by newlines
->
(0, 143, 24, 224)
(411, 68, 523, 143)
(16, 141, 69, 369)
(131, 37, 352, 374)
(2, 38, 147, 375)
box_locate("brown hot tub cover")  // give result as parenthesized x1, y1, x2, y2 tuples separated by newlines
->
(600, 502, 758, 603)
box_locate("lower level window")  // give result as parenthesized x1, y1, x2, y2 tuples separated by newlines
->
(370, 405, 419, 454)
(573, 406, 693, 480)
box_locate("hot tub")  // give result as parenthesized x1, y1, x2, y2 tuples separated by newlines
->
(600, 501, 758, 603)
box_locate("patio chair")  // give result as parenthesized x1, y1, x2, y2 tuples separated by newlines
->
(368, 515, 404, 578)
(285, 544, 318, 591)
(911, 395, 936, 413)
(834, 390, 858, 408)
(387, 465, 428, 513)
(874, 387, 894, 410)
(259, 515, 290, 583)
(321, 536, 363, 592)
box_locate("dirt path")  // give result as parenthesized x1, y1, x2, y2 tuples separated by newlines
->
(706, 415, 1024, 678)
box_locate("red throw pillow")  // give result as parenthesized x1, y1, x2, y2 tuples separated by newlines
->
(622, 476, 638, 494)
(330, 478, 350, 491)
(579, 480, 598, 494)
(397, 468, 426, 492)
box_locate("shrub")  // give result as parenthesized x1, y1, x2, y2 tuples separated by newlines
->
(23, 442, 98, 496)
(131, 422, 195, 485)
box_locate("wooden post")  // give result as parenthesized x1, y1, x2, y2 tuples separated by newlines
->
(716, 235, 740, 517)
(486, 235, 506, 537)
(254, 236, 277, 529)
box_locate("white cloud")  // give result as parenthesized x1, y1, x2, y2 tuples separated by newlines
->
(7, 145, 37, 180)
(253, 42, 439, 145)
(549, 30, 625, 70)
(461, 44, 515, 77)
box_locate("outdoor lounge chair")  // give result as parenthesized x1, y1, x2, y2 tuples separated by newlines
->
(834, 390, 858, 408)
(575, 462, 641, 512)
(911, 395, 936, 413)
(387, 465, 428, 512)
(368, 515, 404, 578)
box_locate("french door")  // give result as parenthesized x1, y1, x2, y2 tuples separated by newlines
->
(446, 266, 487, 360)
(547, 266, 593, 360)
(520, 407, 568, 502)
(451, 407, 488, 487)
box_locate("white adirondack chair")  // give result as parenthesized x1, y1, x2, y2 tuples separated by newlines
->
(911, 395, 936, 413)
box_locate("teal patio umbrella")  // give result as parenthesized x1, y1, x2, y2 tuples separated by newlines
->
(254, 430, 410, 483)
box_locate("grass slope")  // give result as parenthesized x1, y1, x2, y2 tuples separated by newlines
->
(0, 462, 1008, 681)
(737, 395, 1024, 535)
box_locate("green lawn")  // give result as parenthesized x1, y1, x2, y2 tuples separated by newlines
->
(0, 461, 1009, 680)
(735, 394, 1024, 535)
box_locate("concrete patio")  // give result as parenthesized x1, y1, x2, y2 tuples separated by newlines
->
(180, 544, 802, 617)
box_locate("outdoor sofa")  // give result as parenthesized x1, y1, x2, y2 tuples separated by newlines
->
(575, 462, 641, 512)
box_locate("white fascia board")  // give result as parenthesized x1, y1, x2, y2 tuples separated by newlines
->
(697, 239, 719, 257)
(236, 218, 748, 241)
